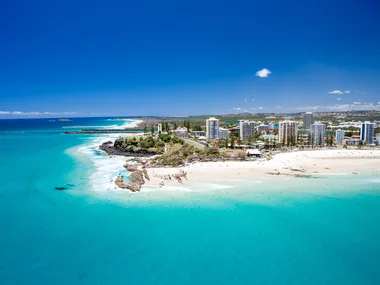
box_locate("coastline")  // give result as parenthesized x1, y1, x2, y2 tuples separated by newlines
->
(105, 148, 380, 192)
(72, 118, 380, 194)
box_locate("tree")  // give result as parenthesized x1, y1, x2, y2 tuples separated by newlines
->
(330, 133, 334, 146)
(311, 134, 315, 148)
(143, 125, 147, 133)
(272, 138, 276, 148)
(291, 135, 296, 148)
(264, 138, 269, 149)
(230, 136, 235, 149)
(318, 135, 322, 147)
(151, 125, 154, 135)
(225, 138, 229, 149)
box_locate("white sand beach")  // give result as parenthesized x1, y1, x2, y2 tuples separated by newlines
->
(143, 149, 380, 190)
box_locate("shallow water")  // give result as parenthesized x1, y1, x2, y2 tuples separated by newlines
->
(0, 118, 380, 285)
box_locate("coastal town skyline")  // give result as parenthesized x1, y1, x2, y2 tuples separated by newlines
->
(2, 0, 380, 117)
(2, 1, 380, 284)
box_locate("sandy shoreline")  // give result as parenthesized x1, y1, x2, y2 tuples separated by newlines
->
(142, 149, 380, 190)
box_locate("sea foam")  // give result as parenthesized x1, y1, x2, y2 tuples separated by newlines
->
(76, 135, 129, 192)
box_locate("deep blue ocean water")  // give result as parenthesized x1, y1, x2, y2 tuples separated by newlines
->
(0, 118, 380, 285)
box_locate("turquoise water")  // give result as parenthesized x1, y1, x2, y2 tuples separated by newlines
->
(1, 118, 380, 284)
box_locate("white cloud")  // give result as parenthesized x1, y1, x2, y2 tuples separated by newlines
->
(251, 99, 255, 102)
(233, 107, 242, 111)
(328, 90, 344, 95)
(255, 68, 271, 78)
(344, 90, 350, 94)
(244, 98, 248, 102)
(0, 111, 78, 116)
(277, 106, 282, 108)
(297, 102, 380, 112)
(337, 98, 342, 100)
(250, 106, 265, 111)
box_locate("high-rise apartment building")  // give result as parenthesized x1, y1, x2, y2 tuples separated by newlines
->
(239, 120, 255, 140)
(218, 127, 230, 139)
(278, 121, 298, 145)
(360, 121, 375, 144)
(310, 122, 325, 146)
(157, 123, 162, 133)
(335, 129, 345, 146)
(303, 112, 314, 129)
(257, 124, 270, 134)
(206, 117, 220, 141)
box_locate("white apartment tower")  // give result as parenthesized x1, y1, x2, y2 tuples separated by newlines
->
(360, 121, 375, 144)
(206, 117, 220, 141)
(157, 123, 162, 133)
(335, 129, 345, 146)
(257, 124, 270, 134)
(310, 122, 325, 146)
(239, 120, 255, 140)
(218, 127, 231, 139)
(278, 121, 298, 145)
(303, 112, 314, 129)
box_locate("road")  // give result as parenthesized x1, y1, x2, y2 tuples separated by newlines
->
(184, 138, 206, 149)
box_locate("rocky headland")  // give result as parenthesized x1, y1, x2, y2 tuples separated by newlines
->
(100, 141, 156, 157)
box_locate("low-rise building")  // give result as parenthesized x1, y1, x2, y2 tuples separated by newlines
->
(343, 138, 361, 146)
(193, 131, 206, 137)
(175, 127, 188, 138)
(246, 149, 262, 158)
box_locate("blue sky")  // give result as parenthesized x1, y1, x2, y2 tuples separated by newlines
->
(1, 0, 380, 117)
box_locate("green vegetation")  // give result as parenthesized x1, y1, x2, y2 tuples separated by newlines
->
(152, 143, 246, 166)
(114, 134, 184, 154)
(112, 134, 247, 167)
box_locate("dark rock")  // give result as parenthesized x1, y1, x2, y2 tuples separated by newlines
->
(99, 142, 155, 157)
(55, 187, 67, 190)
(129, 170, 145, 186)
(115, 170, 146, 192)
(143, 169, 150, 181)
(124, 164, 138, 172)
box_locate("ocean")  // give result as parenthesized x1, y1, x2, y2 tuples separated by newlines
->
(0, 117, 380, 285)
